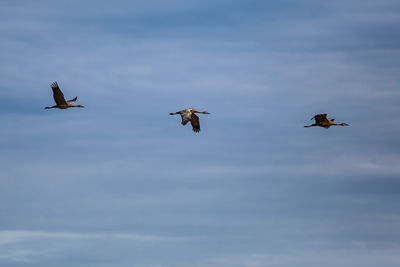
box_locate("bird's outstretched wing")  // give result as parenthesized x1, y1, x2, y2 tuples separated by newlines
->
(314, 113, 328, 123)
(180, 111, 191, 126)
(67, 96, 77, 103)
(190, 113, 200, 132)
(181, 117, 190, 125)
(51, 82, 67, 105)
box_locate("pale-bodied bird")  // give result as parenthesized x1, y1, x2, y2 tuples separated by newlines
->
(304, 113, 349, 129)
(45, 82, 84, 110)
(169, 108, 210, 132)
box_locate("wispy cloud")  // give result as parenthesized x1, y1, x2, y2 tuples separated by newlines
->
(0, 230, 188, 265)
(206, 249, 400, 267)
(0, 230, 186, 246)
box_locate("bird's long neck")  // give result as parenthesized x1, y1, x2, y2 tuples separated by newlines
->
(304, 124, 317, 128)
(45, 105, 57, 109)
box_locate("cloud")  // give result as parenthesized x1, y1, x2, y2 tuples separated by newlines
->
(0, 230, 185, 246)
(206, 249, 400, 267)
(0, 230, 188, 263)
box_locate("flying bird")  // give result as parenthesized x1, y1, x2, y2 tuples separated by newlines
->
(45, 82, 84, 110)
(169, 108, 210, 132)
(304, 113, 349, 129)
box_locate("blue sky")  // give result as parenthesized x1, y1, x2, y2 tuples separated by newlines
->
(1, 0, 400, 266)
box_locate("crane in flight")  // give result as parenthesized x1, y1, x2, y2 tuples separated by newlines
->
(304, 114, 349, 129)
(45, 82, 84, 110)
(169, 108, 210, 132)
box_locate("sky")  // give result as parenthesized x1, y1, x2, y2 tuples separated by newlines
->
(1, 0, 400, 266)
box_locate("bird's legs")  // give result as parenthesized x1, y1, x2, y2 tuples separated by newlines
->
(333, 123, 349, 126)
(69, 104, 85, 108)
(193, 111, 210, 115)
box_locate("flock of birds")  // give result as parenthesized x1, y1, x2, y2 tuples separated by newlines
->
(45, 82, 350, 132)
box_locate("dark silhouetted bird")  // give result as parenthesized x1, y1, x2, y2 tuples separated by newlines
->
(45, 82, 84, 110)
(304, 113, 349, 128)
(169, 108, 210, 132)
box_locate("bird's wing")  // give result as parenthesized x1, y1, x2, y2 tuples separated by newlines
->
(180, 112, 191, 125)
(67, 96, 77, 103)
(181, 119, 190, 125)
(51, 82, 67, 105)
(190, 113, 200, 132)
(314, 113, 328, 123)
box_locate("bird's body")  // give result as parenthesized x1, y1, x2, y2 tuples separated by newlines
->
(304, 113, 349, 128)
(45, 82, 84, 110)
(169, 108, 210, 132)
